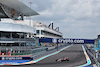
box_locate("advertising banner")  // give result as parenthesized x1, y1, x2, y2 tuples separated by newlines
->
(39, 38, 94, 44)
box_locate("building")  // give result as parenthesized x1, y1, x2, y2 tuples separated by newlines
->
(0, 0, 63, 54)
(0, 0, 38, 55)
(94, 34, 100, 48)
(12, 20, 63, 38)
(33, 21, 63, 38)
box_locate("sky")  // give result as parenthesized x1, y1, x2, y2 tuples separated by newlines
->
(21, 0, 100, 39)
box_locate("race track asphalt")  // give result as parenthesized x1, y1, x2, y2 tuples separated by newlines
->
(1, 45, 88, 67)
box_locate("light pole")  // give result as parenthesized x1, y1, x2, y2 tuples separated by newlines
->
(29, 2, 33, 26)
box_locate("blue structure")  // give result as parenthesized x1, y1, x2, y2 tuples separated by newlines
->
(39, 38, 95, 44)
(98, 40, 100, 48)
(93, 39, 100, 50)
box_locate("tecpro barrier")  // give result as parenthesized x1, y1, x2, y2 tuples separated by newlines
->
(39, 38, 94, 44)
(0, 57, 32, 60)
(0, 57, 33, 65)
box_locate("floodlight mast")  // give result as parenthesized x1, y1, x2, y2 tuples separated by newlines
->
(29, 2, 33, 26)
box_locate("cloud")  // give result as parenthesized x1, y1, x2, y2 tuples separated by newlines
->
(23, 0, 100, 39)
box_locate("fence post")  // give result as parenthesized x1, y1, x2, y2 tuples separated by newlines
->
(57, 43, 58, 51)
(96, 50, 98, 59)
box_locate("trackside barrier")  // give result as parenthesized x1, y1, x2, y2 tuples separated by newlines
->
(84, 45, 99, 67)
(0, 44, 71, 65)
(31, 44, 71, 60)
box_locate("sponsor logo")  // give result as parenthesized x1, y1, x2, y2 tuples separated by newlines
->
(58, 39, 84, 44)
(52, 38, 57, 43)
(2, 57, 22, 60)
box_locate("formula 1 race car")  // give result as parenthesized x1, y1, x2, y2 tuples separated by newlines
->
(56, 57, 69, 62)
